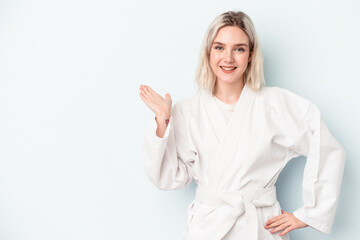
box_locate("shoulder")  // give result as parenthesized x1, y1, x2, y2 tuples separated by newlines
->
(172, 93, 200, 116)
(256, 86, 315, 121)
(258, 86, 311, 106)
(258, 86, 308, 103)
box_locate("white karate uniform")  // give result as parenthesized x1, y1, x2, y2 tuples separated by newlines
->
(142, 84, 346, 240)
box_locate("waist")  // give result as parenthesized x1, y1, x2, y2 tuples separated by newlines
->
(195, 185, 277, 208)
(190, 186, 278, 240)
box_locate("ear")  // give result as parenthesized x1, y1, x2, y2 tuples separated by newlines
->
(248, 51, 253, 62)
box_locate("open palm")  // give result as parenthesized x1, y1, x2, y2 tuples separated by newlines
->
(139, 85, 172, 117)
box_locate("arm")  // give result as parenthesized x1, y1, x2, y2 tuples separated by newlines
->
(142, 102, 194, 190)
(291, 103, 346, 233)
(266, 102, 346, 235)
(139, 85, 194, 190)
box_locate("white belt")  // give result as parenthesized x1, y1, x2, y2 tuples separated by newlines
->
(194, 186, 277, 240)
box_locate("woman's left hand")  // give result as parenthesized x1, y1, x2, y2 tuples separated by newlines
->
(264, 210, 308, 236)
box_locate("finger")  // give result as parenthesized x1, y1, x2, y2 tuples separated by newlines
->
(266, 216, 279, 225)
(270, 222, 291, 234)
(279, 225, 295, 236)
(266, 213, 286, 225)
(139, 86, 147, 94)
(264, 217, 288, 229)
(144, 86, 161, 99)
(145, 85, 156, 94)
(139, 92, 146, 100)
(139, 86, 149, 96)
(142, 85, 151, 95)
(144, 85, 158, 96)
(266, 210, 291, 225)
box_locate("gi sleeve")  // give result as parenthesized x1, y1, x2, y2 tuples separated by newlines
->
(141, 101, 194, 190)
(290, 102, 346, 234)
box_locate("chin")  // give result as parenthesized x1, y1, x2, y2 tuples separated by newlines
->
(217, 77, 242, 84)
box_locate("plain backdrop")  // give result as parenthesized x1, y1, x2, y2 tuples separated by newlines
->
(0, 0, 359, 239)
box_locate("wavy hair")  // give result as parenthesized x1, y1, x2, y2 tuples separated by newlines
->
(195, 11, 265, 93)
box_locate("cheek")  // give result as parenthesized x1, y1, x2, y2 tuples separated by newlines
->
(237, 55, 250, 66)
(209, 53, 219, 69)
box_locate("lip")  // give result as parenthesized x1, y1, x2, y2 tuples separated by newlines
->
(220, 66, 237, 74)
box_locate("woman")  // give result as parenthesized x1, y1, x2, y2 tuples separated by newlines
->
(139, 11, 345, 240)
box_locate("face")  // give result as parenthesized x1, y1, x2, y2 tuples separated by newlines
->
(209, 26, 252, 85)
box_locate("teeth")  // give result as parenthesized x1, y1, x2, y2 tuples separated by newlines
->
(221, 66, 236, 71)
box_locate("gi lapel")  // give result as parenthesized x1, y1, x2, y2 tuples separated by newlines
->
(201, 89, 228, 143)
(201, 84, 256, 188)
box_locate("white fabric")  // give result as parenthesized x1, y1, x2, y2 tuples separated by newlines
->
(141, 84, 346, 240)
(213, 95, 236, 125)
(191, 185, 277, 240)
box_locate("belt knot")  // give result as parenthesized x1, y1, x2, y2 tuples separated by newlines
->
(194, 186, 277, 240)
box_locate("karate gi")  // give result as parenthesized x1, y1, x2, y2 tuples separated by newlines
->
(142, 84, 346, 240)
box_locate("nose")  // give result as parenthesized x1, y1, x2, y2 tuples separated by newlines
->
(224, 50, 234, 63)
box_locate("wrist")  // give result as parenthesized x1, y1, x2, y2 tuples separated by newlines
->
(155, 115, 170, 126)
(155, 111, 171, 119)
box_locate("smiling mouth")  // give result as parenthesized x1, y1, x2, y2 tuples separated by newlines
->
(220, 66, 237, 71)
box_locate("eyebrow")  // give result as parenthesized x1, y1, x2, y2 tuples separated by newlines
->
(212, 41, 249, 47)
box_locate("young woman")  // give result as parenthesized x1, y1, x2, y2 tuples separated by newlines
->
(139, 11, 345, 240)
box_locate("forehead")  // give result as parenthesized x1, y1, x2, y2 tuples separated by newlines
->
(213, 26, 249, 44)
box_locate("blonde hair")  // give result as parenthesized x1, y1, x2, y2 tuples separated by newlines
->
(195, 11, 265, 93)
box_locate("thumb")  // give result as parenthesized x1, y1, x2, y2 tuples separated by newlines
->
(165, 93, 171, 100)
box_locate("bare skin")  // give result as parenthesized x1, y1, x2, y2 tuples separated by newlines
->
(139, 84, 172, 138)
(265, 210, 308, 236)
(210, 26, 308, 236)
(139, 25, 308, 236)
(210, 26, 250, 103)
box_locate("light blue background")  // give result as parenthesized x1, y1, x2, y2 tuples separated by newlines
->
(0, 0, 358, 239)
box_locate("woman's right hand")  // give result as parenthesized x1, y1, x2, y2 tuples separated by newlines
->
(139, 85, 172, 119)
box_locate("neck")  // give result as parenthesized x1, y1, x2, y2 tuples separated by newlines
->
(213, 79, 245, 104)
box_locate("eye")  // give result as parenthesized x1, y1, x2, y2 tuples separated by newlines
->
(235, 48, 245, 52)
(214, 46, 224, 50)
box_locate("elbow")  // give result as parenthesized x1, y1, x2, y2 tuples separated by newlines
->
(143, 168, 168, 190)
(338, 144, 346, 166)
(144, 168, 190, 191)
(341, 146, 346, 162)
(155, 183, 183, 191)
(151, 179, 188, 191)
(154, 175, 190, 191)
(331, 141, 346, 166)
(150, 179, 174, 191)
